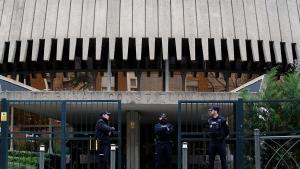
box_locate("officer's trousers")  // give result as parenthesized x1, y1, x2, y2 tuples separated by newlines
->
(208, 141, 227, 169)
(155, 142, 172, 169)
(97, 142, 110, 169)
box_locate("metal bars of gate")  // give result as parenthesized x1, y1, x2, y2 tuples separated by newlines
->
(0, 99, 122, 169)
(177, 99, 244, 169)
(243, 100, 300, 169)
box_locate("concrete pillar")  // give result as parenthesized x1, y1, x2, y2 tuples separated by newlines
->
(126, 111, 140, 169)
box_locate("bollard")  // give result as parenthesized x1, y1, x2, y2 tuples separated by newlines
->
(254, 129, 261, 169)
(182, 142, 188, 169)
(39, 145, 45, 169)
(110, 144, 116, 169)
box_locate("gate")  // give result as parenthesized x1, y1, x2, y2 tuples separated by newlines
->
(177, 100, 244, 169)
(0, 99, 122, 169)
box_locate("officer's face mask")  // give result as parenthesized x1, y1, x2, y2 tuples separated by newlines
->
(160, 118, 167, 124)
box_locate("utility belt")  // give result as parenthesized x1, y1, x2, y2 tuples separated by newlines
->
(155, 140, 172, 145)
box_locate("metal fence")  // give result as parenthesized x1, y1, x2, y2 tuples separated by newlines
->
(178, 99, 300, 169)
(177, 100, 244, 169)
(0, 99, 122, 169)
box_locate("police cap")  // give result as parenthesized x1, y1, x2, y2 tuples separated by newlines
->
(208, 106, 220, 112)
(100, 111, 112, 116)
(159, 113, 167, 119)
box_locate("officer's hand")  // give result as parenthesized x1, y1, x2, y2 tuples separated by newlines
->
(111, 127, 115, 131)
(108, 132, 111, 136)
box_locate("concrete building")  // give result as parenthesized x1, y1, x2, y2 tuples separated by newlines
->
(0, 0, 300, 168)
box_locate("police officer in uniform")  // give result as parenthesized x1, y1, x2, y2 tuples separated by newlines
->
(154, 113, 174, 169)
(207, 106, 229, 169)
(95, 111, 115, 169)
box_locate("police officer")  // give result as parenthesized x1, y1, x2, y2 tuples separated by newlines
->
(95, 111, 115, 169)
(207, 106, 229, 169)
(154, 113, 174, 169)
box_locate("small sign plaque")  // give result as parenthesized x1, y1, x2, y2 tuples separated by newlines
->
(1, 112, 7, 121)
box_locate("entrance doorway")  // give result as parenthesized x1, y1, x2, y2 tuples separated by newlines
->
(139, 112, 178, 169)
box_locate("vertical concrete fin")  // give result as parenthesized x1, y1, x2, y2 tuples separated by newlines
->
(109, 38, 115, 60)
(69, 38, 76, 61)
(123, 38, 129, 60)
(20, 40, 28, 62)
(215, 39, 222, 61)
(149, 38, 155, 60)
(285, 42, 294, 64)
(227, 38, 235, 61)
(239, 39, 247, 61)
(57, 38, 64, 61)
(251, 40, 260, 62)
(175, 38, 182, 60)
(44, 39, 52, 61)
(8, 41, 16, 63)
(136, 38, 142, 61)
(162, 38, 168, 60)
(32, 40, 40, 61)
(82, 37, 89, 61)
(263, 40, 271, 62)
(0, 41, 5, 63)
(202, 38, 209, 61)
(189, 38, 196, 61)
(295, 42, 300, 60)
(96, 38, 102, 60)
(273, 41, 282, 63)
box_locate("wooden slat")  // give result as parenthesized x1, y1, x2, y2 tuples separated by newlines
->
(43, 0, 59, 61)
(171, 0, 183, 60)
(31, 0, 47, 61)
(196, 0, 210, 61)
(56, 0, 72, 61)
(208, 0, 222, 61)
(158, 0, 171, 60)
(232, 0, 247, 61)
(81, 0, 96, 61)
(146, 0, 158, 60)
(107, 0, 120, 60)
(120, 0, 132, 60)
(8, 0, 26, 63)
(133, 0, 145, 60)
(94, 0, 107, 60)
(68, 0, 83, 60)
(0, 0, 5, 23)
(20, 0, 36, 62)
(266, 0, 282, 63)
(243, 0, 259, 62)
(220, 0, 235, 61)
(255, 0, 271, 62)
(183, 0, 197, 60)
(277, 0, 293, 63)
(287, 0, 300, 60)
(0, 0, 15, 63)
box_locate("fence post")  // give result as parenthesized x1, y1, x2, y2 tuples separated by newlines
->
(60, 101, 66, 169)
(254, 129, 261, 169)
(182, 142, 188, 169)
(111, 144, 117, 169)
(0, 98, 9, 169)
(39, 145, 45, 169)
(235, 98, 244, 169)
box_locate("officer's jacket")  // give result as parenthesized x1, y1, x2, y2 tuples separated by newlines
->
(207, 116, 229, 141)
(155, 121, 174, 142)
(95, 118, 115, 143)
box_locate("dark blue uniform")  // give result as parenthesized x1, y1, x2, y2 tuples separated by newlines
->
(208, 116, 229, 169)
(95, 118, 115, 169)
(154, 121, 174, 169)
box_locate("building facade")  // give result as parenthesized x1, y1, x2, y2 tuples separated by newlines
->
(0, 0, 300, 168)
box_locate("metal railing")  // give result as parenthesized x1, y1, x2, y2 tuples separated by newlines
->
(254, 129, 300, 169)
(0, 99, 122, 169)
